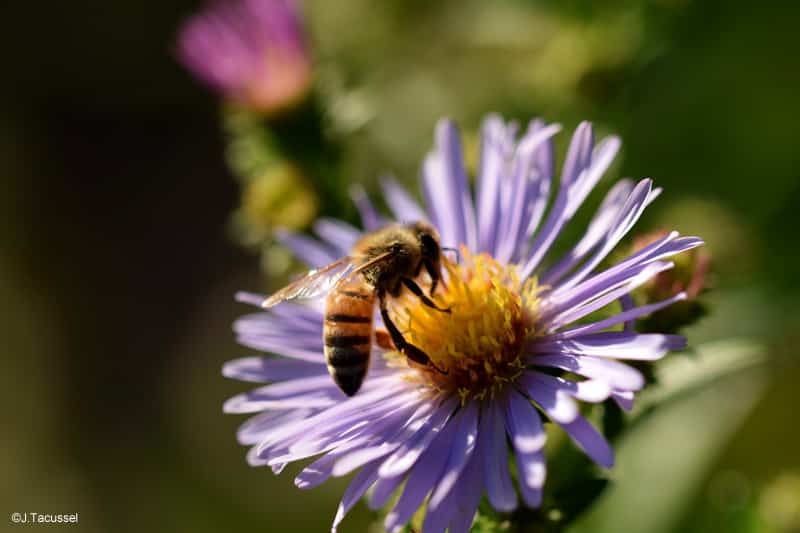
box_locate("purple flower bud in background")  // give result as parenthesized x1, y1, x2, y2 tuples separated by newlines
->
(630, 229, 712, 332)
(176, 0, 312, 114)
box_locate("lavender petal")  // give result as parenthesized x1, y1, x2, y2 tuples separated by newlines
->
(428, 401, 479, 509)
(383, 416, 459, 532)
(530, 354, 645, 391)
(313, 218, 360, 254)
(533, 332, 687, 361)
(275, 228, 338, 268)
(481, 400, 518, 512)
(518, 372, 580, 424)
(381, 175, 428, 223)
(223, 356, 326, 383)
(349, 184, 386, 231)
(331, 460, 382, 532)
(549, 292, 687, 340)
(503, 390, 546, 453)
(515, 450, 546, 507)
(559, 415, 614, 468)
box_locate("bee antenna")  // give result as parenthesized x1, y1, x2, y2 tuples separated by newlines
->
(441, 247, 460, 263)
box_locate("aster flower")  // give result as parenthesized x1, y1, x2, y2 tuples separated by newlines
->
(176, 0, 312, 114)
(225, 116, 704, 532)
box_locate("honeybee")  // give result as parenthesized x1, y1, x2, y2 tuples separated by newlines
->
(261, 221, 450, 396)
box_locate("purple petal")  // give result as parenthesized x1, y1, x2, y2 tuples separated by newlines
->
(275, 228, 338, 268)
(368, 473, 405, 510)
(275, 397, 418, 466)
(612, 390, 635, 411)
(422, 119, 477, 249)
(383, 415, 459, 532)
(233, 306, 323, 336)
(554, 179, 654, 292)
(294, 437, 370, 490)
(481, 401, 518, 512)
(331, 460, 381, 532)
(222, 356, 325, 383)
(559, 415, 614, 468)
(518, 372, 579, 424)
(545, 261, 675, 329)
(549, 231, 703, 305)
(267, 300, 326, 326)
(381, 175, 428, 223)
(290, 390, 416, 450)
(223, 375, 345, 413)
(332, 398, 439, 477)
(619, 293, 637, 332)
(246, 444, 271, 467)
(530, 354, 644, 391)
(605, 232, 701, 275)
(560, 121, 595, 187)
(521, 122, 556, 252)
(235, 291, 266, 306)
(571, 379, 613, 402)
(426, 428, 485, 533)
(494, 122, 562, 264)
(378, 397, 458, 478)
(542, 179, 635, 284)
(476, 115, 512, 254)
(235, 333, 325, 362)
(503, 391, 546, 453)
(313, 218, 360, 254)
(533, 332, 686, 361)
(521, 125, 622, 279)
(253, 379, 406, 455)
(428, 401, 479, 509)
(422, 478, 460, 533)
(550, 292, 687, 339)
(349, 184, 386, 231)
(518, 129, 590, 277)
(515, 450, 546, 507)
(525, 370, 612, 404)
(237, 407, 316, 445)
(440, 446, 484, 533)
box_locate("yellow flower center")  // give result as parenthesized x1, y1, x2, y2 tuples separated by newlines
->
(387, 247, 543, 402)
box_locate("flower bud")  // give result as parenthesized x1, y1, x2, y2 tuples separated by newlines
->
(235, 163, 318, 245)
(631, 229, 711, 332)
(177, 0, 312, 115)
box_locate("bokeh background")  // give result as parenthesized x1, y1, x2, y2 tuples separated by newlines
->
(3, 0, 799, 531)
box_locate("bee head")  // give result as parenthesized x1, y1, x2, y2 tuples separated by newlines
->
(409, 221, 439, 261)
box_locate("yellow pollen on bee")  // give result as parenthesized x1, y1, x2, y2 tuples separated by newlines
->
(386, 247, 543, 402)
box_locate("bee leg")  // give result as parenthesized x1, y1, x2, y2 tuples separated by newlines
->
(379, 291, 448, 375)
(401, 277, 450, 313)
(424, 260, 445, 296)
(374, 329, 394, 350)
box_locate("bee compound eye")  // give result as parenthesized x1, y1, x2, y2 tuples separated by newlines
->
(419, 233, 438, 256)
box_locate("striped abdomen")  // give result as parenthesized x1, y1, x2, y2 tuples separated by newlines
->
(323, 280, 376, 396)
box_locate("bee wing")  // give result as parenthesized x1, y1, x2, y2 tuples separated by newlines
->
(260, 256, 357, 308)
(349, 250, 395, 277)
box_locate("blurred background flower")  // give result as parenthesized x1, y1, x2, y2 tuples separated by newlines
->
(3, 0, 799, 532)
(176, 0, 312, 115)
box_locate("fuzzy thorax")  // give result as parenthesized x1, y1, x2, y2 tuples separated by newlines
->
(388, 247, 543, 402)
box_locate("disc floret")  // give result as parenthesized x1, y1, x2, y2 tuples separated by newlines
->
(390, 248, 542, 402)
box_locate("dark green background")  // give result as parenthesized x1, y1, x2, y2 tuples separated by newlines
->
(2, 0, 798, 531)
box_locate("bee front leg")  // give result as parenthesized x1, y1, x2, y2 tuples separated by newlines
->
(424, 260, 445, 296)
(378, 290, 448, 374)
(401, 277, 450, 313)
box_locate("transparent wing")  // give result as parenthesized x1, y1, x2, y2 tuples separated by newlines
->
(260, 256, 357, 308)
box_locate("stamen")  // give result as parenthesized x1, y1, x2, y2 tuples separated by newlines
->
(387, 247, 542, 402)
